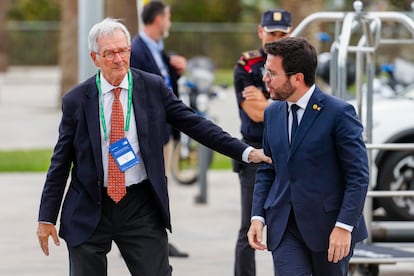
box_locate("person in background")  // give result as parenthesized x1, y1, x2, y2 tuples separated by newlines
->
(130, 0, 188, 258)
(232, 9, 291, 276)
(248, 37, 369, 276)
(36, 17, 271, 276)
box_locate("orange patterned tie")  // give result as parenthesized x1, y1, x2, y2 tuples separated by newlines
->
(107, 87, 126, 203)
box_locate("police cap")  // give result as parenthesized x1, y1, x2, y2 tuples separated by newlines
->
(260, 9, 291, 33)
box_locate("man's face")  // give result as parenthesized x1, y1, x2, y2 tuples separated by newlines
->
(159, 8, 172, 38)
(259, 26, 289, 50)
(263, 55, 296, 101)
(90, 29, 130, 86)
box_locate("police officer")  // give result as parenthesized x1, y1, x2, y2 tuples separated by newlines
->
(233, 9, 292, 276)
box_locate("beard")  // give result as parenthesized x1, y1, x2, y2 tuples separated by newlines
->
(269, 79, 295, 101)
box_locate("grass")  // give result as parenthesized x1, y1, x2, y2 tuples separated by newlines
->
(215, 68, 234, 87)
(0, 149, 53, 172)
(0, 149, 231, 172)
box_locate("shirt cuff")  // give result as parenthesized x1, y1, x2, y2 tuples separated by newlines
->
(251, 216, 265, 224)
(242, 146, 254, 163)
(335, 222, 353, 232)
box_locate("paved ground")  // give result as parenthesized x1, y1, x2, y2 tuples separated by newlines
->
(0, 66, 414, 275)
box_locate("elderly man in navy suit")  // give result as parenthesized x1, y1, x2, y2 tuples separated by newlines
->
(247, 37, 369, 276)
(36, 17, 271, 276)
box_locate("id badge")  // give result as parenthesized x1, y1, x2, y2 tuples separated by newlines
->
(109, 137, 139, 172)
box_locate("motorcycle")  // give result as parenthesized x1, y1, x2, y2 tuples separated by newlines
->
(170, 56, 216, 185)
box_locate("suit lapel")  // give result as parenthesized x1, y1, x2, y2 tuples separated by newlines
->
(84, 78, 104, 180)
(131, 71, 149, 159)
(289, 89, 324, 155)
(279, 102, 290, 149)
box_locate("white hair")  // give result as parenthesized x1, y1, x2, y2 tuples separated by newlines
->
(88, 17, 131, 53)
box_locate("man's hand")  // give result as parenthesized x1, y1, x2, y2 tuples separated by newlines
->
(248, 148, 272, 164)
(37, 222, 60, 256)
(242, 85, 266, 101)
(247, 220, 267, 250)
(170, 55, 187, 75)
(327, 226, 351, 263)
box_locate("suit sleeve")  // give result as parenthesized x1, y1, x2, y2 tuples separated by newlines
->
(159, 78, 248, 161)
(38, 94, 76, 223)
(335, 104, 369, 227)
(251, 108, 276, 219)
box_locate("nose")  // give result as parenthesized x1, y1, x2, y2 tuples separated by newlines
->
(262, 71, 270, 82)
(113, 52, 123, 62)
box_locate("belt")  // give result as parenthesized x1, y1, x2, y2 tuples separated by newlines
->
(126, 179, 150, 191)
(102, 179, 150, 192)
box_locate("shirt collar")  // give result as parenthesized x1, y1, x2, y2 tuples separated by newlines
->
(287, 84, 315, 110)
(139, 31, 164, 52)
(100, 72, 129, 95)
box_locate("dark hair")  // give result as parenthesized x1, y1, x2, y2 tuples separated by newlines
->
(265, 37, 317, 86)
(141, 1, 168, 25)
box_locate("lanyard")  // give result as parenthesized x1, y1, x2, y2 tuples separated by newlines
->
(96, 69, 133, 143)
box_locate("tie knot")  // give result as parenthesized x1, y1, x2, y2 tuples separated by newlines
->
(291, 104, 299, 113)
(113, 87, 122, 99)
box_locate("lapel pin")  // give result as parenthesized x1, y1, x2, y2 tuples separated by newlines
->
(312, 104, 321, 111)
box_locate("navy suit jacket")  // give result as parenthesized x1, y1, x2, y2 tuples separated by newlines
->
(130, 34, 180, 97)
(252, 86, 369, 252)
(38, 68, 248, 246)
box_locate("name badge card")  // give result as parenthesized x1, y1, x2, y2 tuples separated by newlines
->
(109, 137, 139, 172)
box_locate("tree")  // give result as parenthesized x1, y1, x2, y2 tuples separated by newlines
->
(281, 0, 324, 47)
(0, 0, 9, 71)
(106, 0, 138, 36)
(60, 0, 77, 97)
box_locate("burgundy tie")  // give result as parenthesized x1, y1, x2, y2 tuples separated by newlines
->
(107, 87, 126, 203)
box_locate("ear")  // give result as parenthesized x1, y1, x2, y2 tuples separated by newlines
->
(293, 72, 304, 83)
(90, 51, 99, 67)
(258, 25, 264, 39)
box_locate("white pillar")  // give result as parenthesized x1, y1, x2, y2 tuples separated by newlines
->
(78, 0, 104, 82)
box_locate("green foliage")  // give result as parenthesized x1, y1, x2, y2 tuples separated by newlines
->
(210, 152, 232, 170)
(168, 0, 243, 22)
(0, 149, 231, 172)
(8, 0, 60, 21)
(0, 149, 52, 172)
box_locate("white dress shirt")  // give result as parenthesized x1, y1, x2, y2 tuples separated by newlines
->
(99, 73, 148, 187)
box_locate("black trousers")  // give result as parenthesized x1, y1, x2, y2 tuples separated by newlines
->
(67, 181, 171, 276)
(234, 162, 260, 276)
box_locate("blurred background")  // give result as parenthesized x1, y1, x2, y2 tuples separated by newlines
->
(1, 0, 414, 96)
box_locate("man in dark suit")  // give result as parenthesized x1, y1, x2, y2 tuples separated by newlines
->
(247, 37, 369, 276)
(130, 0, 188, 258)
(36, 17, 271, 276)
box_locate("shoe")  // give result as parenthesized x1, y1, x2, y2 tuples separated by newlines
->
(168, 243, 189, 258)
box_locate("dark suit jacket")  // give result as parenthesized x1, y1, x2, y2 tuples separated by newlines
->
(252, 86, 369, 252)
(130, 34, 181, 142)
(130, 34, 179, 97)
(38, 68, 248, 246)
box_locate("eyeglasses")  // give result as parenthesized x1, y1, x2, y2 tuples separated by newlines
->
(96, 47, 130, 60)
(263, 67, 296, 80)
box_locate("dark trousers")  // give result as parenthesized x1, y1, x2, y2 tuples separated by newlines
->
(234, 162, 260, 276)
(272, 211, 353, 276)
(67, 181, 171, 276)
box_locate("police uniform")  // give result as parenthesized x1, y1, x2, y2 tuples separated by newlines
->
(234, 48, 269, 147)
(232, 8, 292, 276)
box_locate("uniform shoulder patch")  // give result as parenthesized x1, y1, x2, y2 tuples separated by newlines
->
(242, 50, 263, 60)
